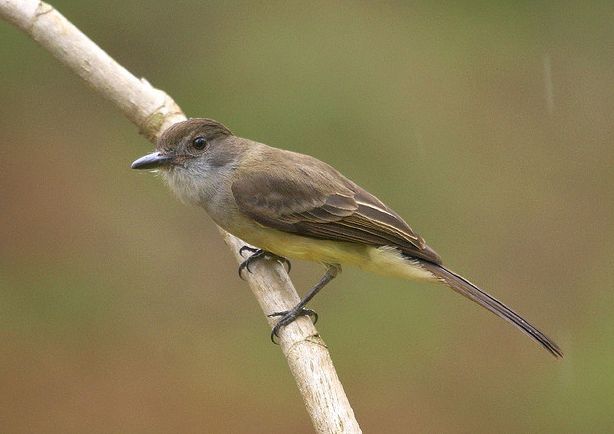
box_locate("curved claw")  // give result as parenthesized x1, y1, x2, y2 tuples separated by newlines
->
(238, 248, 266, 279)
(268, 307, 319, 344)
(239, 245, 259, 258)
(278, 257, 291, 273)
(237, 261, 250, 279)
(270, 329, 280, 344)
(237, 246, 292, 280)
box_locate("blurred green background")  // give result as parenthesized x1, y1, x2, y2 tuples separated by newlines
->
(1, 1, 613, 432)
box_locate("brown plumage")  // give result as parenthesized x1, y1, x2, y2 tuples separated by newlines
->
(230, 143, 562, 358)
(133, 118, 563, 357)
(231, 150, 441, 264)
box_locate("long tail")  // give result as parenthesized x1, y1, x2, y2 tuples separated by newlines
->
(419, 261, 563, 358)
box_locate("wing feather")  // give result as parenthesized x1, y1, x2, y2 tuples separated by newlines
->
(231, 149, 441, 264)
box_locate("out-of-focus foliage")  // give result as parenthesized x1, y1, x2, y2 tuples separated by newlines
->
(1, 1, 612, 432)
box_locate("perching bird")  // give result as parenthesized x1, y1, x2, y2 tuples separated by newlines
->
(132, 118, 562, 358)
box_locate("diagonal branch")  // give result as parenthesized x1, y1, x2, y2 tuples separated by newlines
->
(0, 1, 361, 432)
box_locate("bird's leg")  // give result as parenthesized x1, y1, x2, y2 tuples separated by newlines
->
(268, 264, 341, 343)
(238, 245, 291, 279)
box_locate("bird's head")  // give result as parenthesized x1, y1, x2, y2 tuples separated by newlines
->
(131, 118, 242, 205)
(131, 118, 234, 171)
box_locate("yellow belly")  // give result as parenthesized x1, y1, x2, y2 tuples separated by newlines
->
(238, 224, 436, 282)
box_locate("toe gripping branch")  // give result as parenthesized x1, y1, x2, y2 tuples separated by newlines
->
(238, 246, 291, 278)
(237, 246, 341, 343)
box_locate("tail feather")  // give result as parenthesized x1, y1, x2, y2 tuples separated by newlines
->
(419, 261, 563, 358)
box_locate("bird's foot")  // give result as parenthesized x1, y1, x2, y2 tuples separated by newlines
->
(238, 246, 291, 279)
(268, 307, 319, 343)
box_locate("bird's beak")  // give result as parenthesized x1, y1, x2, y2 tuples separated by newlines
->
(131, 152, 172, 170)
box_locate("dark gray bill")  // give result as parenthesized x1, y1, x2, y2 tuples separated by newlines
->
(131, 152, 172, 170)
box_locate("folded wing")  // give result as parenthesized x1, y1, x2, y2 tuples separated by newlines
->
(231, 151, 441, 264)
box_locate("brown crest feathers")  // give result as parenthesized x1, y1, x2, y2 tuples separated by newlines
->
(157, 118, 232, 151)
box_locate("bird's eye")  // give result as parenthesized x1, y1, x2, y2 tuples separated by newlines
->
(192, 136, 208, 150)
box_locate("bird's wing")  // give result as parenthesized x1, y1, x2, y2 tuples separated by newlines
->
(231, 152, 441, 264)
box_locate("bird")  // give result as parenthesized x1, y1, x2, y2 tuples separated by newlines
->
(131, 118, 563, 358)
